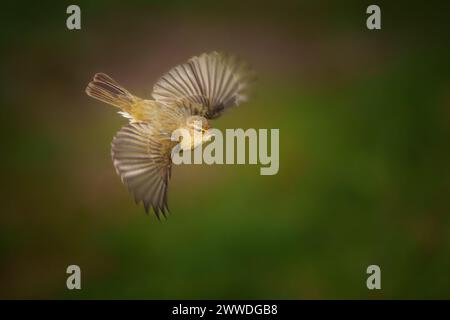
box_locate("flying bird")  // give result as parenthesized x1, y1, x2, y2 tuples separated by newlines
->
(86, 52, 253, 218)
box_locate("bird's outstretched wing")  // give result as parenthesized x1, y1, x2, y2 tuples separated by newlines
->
(111, 122, 172, 218)
(152, 51, 254, 119)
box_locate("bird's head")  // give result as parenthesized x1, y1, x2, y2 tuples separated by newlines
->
(182, 115, 214, 149)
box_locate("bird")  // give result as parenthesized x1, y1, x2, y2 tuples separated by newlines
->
(85, 52, 253, 218)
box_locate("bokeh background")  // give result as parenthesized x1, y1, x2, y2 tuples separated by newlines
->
(0, 0, 449, 299)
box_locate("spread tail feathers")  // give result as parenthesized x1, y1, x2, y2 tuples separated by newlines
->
(86, 73, 139, 111)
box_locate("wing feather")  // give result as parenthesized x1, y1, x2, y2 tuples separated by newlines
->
(152, 51, 254, 119)
(111, 122, 172, 217)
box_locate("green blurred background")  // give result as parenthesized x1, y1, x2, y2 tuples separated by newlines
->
(0, 0, 449, 299)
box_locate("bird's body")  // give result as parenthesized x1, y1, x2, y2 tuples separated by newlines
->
(86, 52, 253, 218)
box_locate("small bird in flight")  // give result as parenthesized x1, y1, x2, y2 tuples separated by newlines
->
(86, 52, 253, 218)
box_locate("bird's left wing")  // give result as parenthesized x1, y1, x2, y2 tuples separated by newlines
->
(152, 51, 254, 119)
(111, 122, 173, 218)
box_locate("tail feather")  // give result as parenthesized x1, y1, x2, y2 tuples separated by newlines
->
(86, 73, 139, 111)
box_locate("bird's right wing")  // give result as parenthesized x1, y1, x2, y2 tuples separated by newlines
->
(152, 51, 254, 119)
(111, 122, 173, 218)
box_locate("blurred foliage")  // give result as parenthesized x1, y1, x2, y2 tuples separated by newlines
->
(0, 1, 449, 299)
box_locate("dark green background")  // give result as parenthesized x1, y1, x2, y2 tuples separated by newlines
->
(0, 1, 449, 299)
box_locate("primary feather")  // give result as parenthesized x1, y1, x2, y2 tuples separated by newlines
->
(111, 122, 173, 218)
(152, 51, 253, 119)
